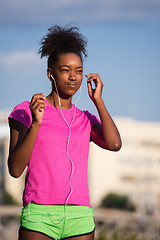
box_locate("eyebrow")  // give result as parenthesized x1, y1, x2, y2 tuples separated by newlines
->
(59, 65, 83, 69)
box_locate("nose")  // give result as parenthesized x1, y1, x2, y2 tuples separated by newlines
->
(69, 71, 76, 81)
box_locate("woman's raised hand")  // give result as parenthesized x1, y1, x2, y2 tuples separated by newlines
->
(85, 74, 103, 103)
(29, 93, 46, 125)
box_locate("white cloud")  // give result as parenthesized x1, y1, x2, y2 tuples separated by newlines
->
(0, 51, 46, 86)
(0, 50, 49, 110)
(0, 51, 42, 72)
(0, 0, 159, 24)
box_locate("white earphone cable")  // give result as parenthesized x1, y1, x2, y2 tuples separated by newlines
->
(28, 75, 81, 224)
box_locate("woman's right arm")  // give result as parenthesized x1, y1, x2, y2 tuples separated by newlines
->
(8, 93, 46, 178)
(8, 120, 41, 178)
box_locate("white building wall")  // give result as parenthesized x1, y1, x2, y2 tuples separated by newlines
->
(88, 118, 160, 213)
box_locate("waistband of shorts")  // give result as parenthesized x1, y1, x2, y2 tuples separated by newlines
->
(21, 203, 94, 219)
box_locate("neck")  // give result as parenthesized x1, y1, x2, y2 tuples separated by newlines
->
(47, 91, 73, 110)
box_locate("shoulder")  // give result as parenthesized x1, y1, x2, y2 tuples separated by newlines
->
(11, 101, 30, 111)
(76, 107, 100, 126)
(8, 101, 32, 128)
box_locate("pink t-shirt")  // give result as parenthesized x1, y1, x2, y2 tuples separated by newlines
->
(9, 99, 100, 207)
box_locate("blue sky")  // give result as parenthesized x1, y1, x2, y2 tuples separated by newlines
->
(0, 0, 160, 122)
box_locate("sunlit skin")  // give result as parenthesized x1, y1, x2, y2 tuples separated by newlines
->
(29, 53, 122, 151)
(8, 52, 122, 240)
(47, 53, 83, 109)
(8, 52, 122, 177)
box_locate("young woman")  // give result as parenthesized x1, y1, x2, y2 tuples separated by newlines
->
(8, 25, 122, 240)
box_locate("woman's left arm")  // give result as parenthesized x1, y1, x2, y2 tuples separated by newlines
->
(86, 73, 122, 151)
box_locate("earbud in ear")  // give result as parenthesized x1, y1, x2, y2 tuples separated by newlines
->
(50, 75, 55, 81)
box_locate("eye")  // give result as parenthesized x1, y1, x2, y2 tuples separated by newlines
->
(76, 69, 83, 74)
(61, 68, 69, 72)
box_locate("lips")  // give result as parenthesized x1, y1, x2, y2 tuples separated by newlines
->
(66, 82, 78, 87)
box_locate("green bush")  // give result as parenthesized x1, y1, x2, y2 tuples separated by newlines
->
(100, 193, 135, 211)
(97, 228, 106, 240)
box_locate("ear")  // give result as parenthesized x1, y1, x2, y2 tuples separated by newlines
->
(47, 68, 53, 81)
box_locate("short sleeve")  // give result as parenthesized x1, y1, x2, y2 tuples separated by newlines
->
(84, 110, 101, 127)
(8, 101, 32, 128)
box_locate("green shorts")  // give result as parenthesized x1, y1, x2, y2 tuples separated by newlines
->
(20, 203, 95, 239)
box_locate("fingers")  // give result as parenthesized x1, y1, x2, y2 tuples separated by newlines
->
(85, 74, 103, 89)
(30, 99, 46, 111)
(30, 93, 46, 104)
(29, 93, 47, 124)
(85, 74, 103, 101)
(85, 74, 103, 86)
(85, 73, 101, 81)
(87, 79, 92, 94)
(30, 93, 46, 111)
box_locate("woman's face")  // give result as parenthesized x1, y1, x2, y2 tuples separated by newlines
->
(51, 53, 83, 98)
